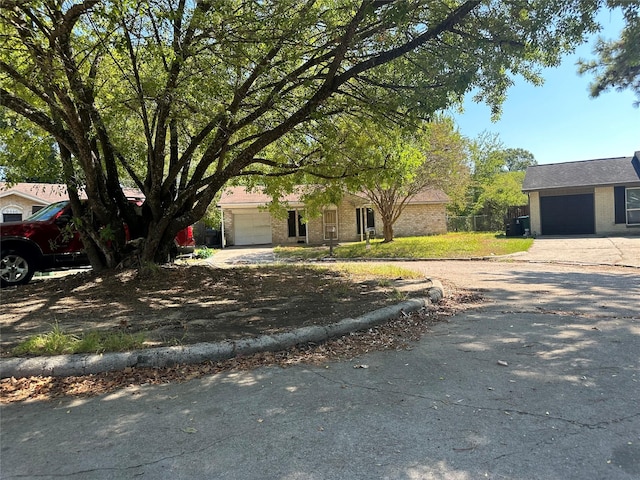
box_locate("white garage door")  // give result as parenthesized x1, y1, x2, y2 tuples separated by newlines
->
(234, 212, 272, 245)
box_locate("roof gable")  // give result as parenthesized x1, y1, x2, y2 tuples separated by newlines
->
(218, 186, 306, 206)
(0, 182, 70, 203)
(0, 183, 145, 203)
(522, 153, 640, 191)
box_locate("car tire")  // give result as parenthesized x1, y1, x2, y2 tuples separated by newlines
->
(0, 249, 36, 287)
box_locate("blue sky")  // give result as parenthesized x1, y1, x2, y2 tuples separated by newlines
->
(452, 11, 639, 165)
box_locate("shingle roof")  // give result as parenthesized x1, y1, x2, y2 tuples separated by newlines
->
(218, 185, 449, 206)
(522, 152, 640, 191)
(406, 188, 450, 203)
(218, 186, 306, 206)
(347, 188, 450, 204)
(0, 182, 72, 203)
(0, 182, 144, 203)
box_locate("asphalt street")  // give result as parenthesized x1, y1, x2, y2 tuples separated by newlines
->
(1, 238, 639, 480)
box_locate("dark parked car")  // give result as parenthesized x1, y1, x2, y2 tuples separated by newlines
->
(0, 201, 195, 287)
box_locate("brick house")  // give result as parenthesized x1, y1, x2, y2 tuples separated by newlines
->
(522, 152, 640, 236)
(0, 183, 70, 222)
(0, 183, 143, 223)
(218, 186, 449, 246)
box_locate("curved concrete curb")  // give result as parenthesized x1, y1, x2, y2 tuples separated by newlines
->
(0, 281, 444, 379)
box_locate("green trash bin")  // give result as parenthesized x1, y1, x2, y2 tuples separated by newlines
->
(518, 216, 530, 235)
(506, 217, 522, 236)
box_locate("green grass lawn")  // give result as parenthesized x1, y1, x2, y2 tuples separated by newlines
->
(12, 323, 146, 356)
(275, 232, 533, 260)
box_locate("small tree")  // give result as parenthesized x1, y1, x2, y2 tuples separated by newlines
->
(362, 120, 470, 242)
(475, 170, 529, 218)
(290, 118, 469, 242)
(503, 148, 538, 172)
(465, 134, 535, 220)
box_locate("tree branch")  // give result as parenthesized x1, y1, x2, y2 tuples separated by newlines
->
(338, 1, 482, 83)
(50, 1, 100, 45)
(0, 88, 75, 151)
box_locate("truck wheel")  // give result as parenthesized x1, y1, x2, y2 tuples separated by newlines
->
(0, 249, 36, 287)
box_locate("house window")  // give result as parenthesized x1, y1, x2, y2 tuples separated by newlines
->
(323, 209, 338, 240)
(287, 210, 307, 238)
(32, 205, 45, 215)
(356, 207, 375, 235)
(3, 213, 22, 222)
(627, 187, 640, 225)
(2, 206, 23, 223)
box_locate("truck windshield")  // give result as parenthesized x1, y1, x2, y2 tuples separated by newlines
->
(27, 201, 69, 221)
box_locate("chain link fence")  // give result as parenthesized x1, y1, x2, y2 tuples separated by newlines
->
(446, 215, 505, 232)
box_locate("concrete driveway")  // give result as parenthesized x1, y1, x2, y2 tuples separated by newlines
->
(209, 245, 276, 266)
(517, 236, 640, 268)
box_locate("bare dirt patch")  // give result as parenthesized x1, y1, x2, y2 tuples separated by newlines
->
(2, 263, 432, 354)
(0, 263, 483, 403)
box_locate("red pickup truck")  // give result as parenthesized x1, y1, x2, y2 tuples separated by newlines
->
(0, 200, 195, 287)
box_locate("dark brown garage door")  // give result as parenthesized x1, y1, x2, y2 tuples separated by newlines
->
(540, 194, 595, 235)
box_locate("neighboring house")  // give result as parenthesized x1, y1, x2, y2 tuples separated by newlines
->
(0, 183, 69, 222)
(0, 182, 143, 222)
(522, 152, 640, 236)
(218, 186, 449, 246)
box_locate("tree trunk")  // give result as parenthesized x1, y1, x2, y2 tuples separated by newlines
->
(382, 222, 394, 243)
(140, 219, 177, 265)
(60, 146, 113, 272)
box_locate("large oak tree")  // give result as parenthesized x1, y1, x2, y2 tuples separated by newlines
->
(1, 0, 606, 270)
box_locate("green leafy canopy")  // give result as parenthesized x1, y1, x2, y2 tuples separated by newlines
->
(578, 1, 640, 105)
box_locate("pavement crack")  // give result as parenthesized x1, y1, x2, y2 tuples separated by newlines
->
(473, 408, 640, 430)
(311, 369, 444, 403)
(312, 369, 640, 430)
(3, 423, 269, 479)
(605, 237, 625, 261)
(3, 451, 190, 478)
